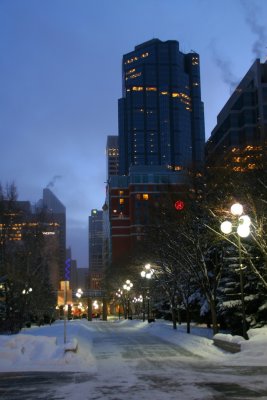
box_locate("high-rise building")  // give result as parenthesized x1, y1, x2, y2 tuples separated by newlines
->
(206, 59, 267, 171)
(0, 195, 63, 293)
(119, 38, 205, 176)
(42, 188, 66, 282)
(88, 209, 104, 290)
(105, 38, 205, 264)
(106, 135, 119, 179)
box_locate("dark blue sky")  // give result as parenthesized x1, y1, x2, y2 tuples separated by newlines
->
(1, 0, 267, 267)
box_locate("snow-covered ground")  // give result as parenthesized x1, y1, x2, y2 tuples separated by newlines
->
(0, 318, 266, 372)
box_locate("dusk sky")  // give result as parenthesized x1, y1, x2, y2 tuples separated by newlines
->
(1, 0, 267, 267)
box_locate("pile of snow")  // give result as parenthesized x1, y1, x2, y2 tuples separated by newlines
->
(0, 320, 96, 372)
(213, 332, 245, 344)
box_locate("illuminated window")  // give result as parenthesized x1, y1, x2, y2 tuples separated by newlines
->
(129, 72, 142, 79)
(172, 93, 179, 98)
(141, 52, 149, 58)
(193, 82, 199, 86)
(174, 165, 183, 171)
(143, 194, 149, 200)
(119, 198, 124, 204)
(160, 91, 168, 95)
(132, 86, 143, 91)
(126, 68, 136, 75)
(146, 87, 157, 91)
(119, 190, 124, 195)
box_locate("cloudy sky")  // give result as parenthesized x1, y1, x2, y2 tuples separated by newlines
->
(1, 0, 267, 267)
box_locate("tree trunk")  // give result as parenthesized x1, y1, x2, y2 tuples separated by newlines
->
(177, 307, 182, 325)
(186, 308, 191, 334)
(172, 308, 177, 330)
(210, 299, 219, 334)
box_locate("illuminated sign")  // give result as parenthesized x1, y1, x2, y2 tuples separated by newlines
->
(174, 200, 185, 211)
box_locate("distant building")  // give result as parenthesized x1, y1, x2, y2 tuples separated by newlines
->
(206, 59, 267, 171)
(88, 210, 104, 290)
(119, 38, 205, 176)
(76, 268, 89, 291)
(41, 188, 66, 282)
(65, 247, 78, 291)
(106, 135, 119, 179)
(0, 195, 63, 293)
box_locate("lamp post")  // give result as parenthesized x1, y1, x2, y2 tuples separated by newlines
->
(140, 264, 154, 322)
(116, 288, 123, 319)
(132, 295, 143, 318)
(22, 286, 32, 325)
(123, 280, 133, 319)
(75, 288, 84, 319)
(220, 202, 251, 339)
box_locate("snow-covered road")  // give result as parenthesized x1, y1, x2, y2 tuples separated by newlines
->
(1, 319, 267, 399)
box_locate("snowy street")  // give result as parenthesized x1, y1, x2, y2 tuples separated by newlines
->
(0, 319, 267, 399)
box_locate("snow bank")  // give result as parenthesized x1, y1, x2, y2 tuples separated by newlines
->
(213, 333, 245, 344)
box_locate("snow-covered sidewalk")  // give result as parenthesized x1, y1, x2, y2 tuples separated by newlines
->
(0, 319, 266, 372)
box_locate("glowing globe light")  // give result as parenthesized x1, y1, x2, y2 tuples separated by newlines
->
(239, 215, 251, 226)
(237, 224, 250, 238)
(220, 220, 233, 234)
(231, 203, 243, 216)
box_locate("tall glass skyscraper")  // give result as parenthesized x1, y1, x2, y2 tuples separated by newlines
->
(118, 39, 205, 175)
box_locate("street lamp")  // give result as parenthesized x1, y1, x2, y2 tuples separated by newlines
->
(22, 286, 33, 325)
(116, 288, 123, 319)
(132, 295, 143, 318)
(76, 288, 83, 299)
(123, 280, 133, 319)
(220, 202, 251, 339)
(140, 264, 154, 322)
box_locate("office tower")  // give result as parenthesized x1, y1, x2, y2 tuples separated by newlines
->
(118, 38, 205, 176)
(88, 209, 104, 290)
(106, 135, 119, 179)
(0, 194, 63, 293)
(65, 246, 78, 291)
(42, 188, 66, 283)
(206, 59, 267, 171)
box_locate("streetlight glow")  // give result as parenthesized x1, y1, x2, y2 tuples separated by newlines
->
(239, 215, 251, 226)
(237, 224, 250, 238)
(220, 220, 233, 234)
(231, 203, 243, 216)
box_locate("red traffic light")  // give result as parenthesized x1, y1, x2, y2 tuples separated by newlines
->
(174, 200, 185, 211)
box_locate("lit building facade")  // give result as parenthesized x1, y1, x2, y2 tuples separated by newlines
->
(106, 135, 119, 178)
(0, 195, 63, 293)
(206, 59, 267, 171)
(119, 38, 205, 176)
(88, 209, 104, 290)
(109, 165, 189, 262)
